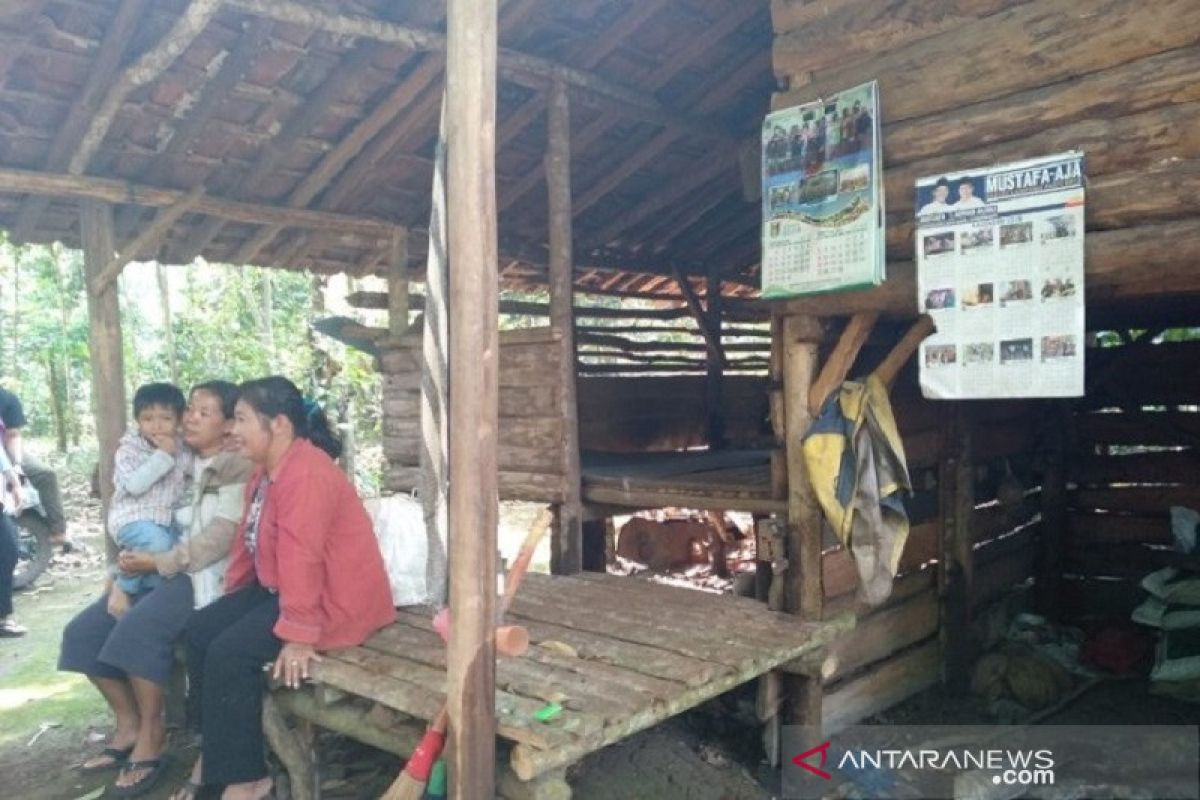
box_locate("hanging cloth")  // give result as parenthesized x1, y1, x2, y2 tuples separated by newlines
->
(802, 374, 912, 606)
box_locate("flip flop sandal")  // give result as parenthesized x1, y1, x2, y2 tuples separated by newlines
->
(109, 756, 169, 798)
(79, 745, 134, 774)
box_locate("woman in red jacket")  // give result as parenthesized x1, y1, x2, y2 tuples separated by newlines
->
(173, 376, 394, 800)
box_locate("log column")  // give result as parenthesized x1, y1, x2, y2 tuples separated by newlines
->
(938, 405, 974, 692)
(705, 264, 725, 449)
(1035, 400, 1068, 618)
(780, 313, 825, 730)
(81, 199, 126, 564)
(445, 0, 499, 795)
(387, 227, 410, 338)
(545, 78, 584, 575)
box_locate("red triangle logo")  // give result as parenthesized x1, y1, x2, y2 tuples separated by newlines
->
(791, 741, 832, 780)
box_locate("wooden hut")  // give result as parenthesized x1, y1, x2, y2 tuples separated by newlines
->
(0, 0, 1197, 796)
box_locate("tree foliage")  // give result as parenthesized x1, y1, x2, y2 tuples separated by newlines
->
(0, 235, 381, 490)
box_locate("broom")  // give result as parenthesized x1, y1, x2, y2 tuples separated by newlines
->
(382, 510, 553, 799)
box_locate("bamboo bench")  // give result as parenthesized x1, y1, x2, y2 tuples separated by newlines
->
(263, 571, 854, 799)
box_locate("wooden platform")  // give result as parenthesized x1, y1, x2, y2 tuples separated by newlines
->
(303, 571, 852, 781)
(581, 449, 784, 513)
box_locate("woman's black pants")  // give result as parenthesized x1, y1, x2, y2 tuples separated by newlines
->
(186, 584, 281, 787)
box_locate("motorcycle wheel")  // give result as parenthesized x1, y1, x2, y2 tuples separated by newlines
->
(12, 512, 52, 590)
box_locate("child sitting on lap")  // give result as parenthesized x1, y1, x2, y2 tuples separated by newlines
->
(108, 382, 192, 596)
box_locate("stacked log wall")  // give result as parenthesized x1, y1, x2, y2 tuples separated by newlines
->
(1062, 338, 1200, 619)
(380, 327, 568, 503)
(771, 0, 1200, 318)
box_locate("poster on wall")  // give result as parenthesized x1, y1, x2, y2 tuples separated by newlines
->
(760, 80, 884, 299)
(915, 151, 1086, 399)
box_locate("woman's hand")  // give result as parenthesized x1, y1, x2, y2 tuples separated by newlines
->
(117, 550, 157, 575)
(107, 585, 131, 619)
(273, 642, 322, 689)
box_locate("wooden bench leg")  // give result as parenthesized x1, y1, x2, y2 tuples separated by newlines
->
(263, 694, 318, 800)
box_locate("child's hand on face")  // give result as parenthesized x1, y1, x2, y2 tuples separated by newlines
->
(151, 432, 178, 455)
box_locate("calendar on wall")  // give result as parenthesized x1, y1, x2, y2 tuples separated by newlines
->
(915, 152, 1086, 399)
(760, 80, 885, 299)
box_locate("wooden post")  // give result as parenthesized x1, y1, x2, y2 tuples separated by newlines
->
(780, 313, 825, 731)
(387, 227, 410, 338)
(704, 264, 725, 449)
(1035, 400, 1068, 618)
(445, 0, 498, 794)
(545, 78, 583, 575)
(81, 199, 126, 564)
(938, 405, 974, 693)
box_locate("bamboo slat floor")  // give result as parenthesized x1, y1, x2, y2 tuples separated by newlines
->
(306, 571, 854, 781)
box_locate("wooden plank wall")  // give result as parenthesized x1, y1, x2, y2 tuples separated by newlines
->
(380, 327, 568, 503)
(771, 0, 1200, 308)
(577, 375, 772, 452)
(808, 368, 1042, 733)
(769, 0, 1200, 731)
(1062, 339, 1200, 619)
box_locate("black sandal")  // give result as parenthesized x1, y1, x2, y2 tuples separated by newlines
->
(79, 744, 134, 774)
(110, 756, 169, 798)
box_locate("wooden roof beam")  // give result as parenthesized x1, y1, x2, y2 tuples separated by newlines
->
(225, 0, 736, 137)
(70, 0, 224, 175)
(115, 17, 273, 238)
(171, 39, 391, 263)
(672, 265, 725, 364)
(582, 153, 734, 249)
(96, 185, 206, 292)
(228, 53, 444, 265)
(0, 165, 399, 238)
(10, 0, 150, 243)
(278, 0, 543, 266)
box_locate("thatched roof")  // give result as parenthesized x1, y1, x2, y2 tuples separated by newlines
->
(0, 0, 771, 300)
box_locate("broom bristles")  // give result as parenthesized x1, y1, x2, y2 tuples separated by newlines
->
(381, 718, 447, 800)
(381, 770, 427, 800)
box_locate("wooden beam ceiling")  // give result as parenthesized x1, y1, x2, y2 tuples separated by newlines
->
(10, 0, 150, 243)
(224, 0, 739, 138)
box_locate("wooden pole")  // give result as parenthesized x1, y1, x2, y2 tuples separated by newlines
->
(1035, 400, 1068, 618)
(780, 314, 825, 732)
(938, 405, 974, 693)
(808, 312, 878, 416)
(81, 200, 127, 564)
(388, 227, 410, 338)
(705, 265, 726, 449)
(444, 0, 498, 794)
(545, 78, 583, 575)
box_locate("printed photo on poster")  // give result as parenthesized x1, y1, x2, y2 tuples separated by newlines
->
(761, 81, 885, 298)
(914, 152, 1086, 399)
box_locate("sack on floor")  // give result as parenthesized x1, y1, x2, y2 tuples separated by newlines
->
(364, 493, 431, 607)
(1150, 627, 1200, 683)
(1133, 598, 1200, 630)
(1141, 567, 1200, 607)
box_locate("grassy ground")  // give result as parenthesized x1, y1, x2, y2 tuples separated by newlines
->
(0, 441, 132, 799)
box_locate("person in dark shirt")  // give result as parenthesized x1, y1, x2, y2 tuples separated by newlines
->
(0, 386, 70, 550)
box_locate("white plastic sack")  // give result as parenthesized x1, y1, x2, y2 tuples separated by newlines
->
(364, 493, 432, 607)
